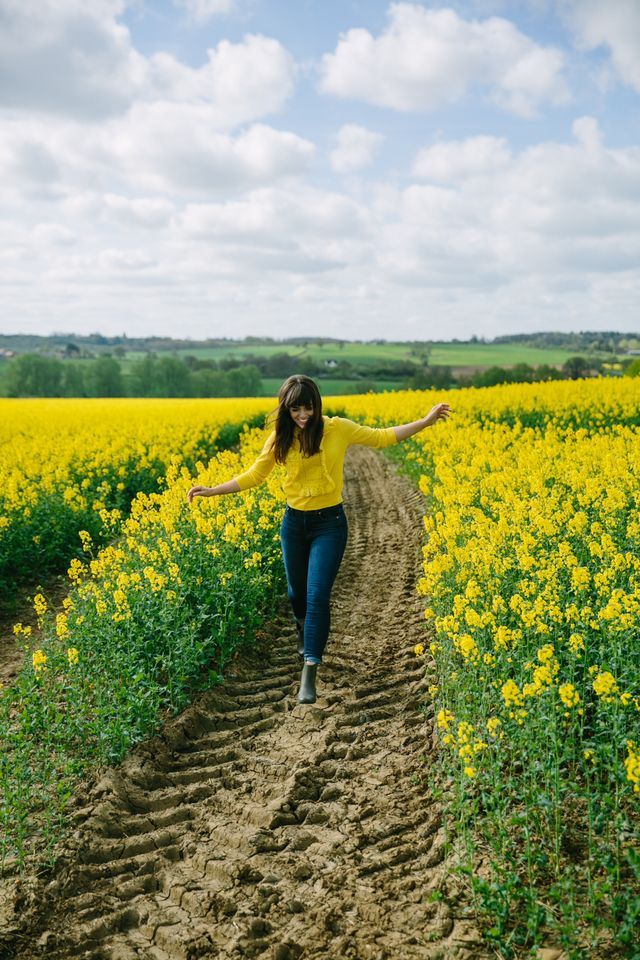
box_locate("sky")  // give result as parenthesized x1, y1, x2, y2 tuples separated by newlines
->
(1, 0, 640, 342)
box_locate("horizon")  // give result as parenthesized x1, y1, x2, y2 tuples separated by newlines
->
(1, 329, 637, 346)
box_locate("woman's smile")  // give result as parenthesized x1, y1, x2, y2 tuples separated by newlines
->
(290, 406, 313, 429)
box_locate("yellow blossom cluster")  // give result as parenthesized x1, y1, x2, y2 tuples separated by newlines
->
(626, 741, 640, 793)
(32, 649, 47, 674)
(439, 717, 488, 778)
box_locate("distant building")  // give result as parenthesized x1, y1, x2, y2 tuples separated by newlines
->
(324, 359, 338, 368)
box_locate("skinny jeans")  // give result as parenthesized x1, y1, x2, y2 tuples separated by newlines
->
(279, 503, 349, 664)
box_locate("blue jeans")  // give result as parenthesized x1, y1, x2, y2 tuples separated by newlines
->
(279, 503, 349, 664)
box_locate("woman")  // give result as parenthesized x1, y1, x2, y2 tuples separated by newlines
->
(187, 375, 450, 705)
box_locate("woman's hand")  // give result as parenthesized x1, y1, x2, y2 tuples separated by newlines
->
(187, 486, 214, 504)
(392, 403, 452, 441)
(423, 402, 451, 427)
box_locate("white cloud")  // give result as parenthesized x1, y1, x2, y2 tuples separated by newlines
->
(32, 223, 77, 246)
(320, 3, 569, 117)
(0, 107, 315, 202)
(388, 118, 640, 290)
(571, 115, 602, 151)
(179, 186, 365, 240)
(413, 135, 511, 180)
(107, 113, 315, 193)
(0, 22, 301, 205)
(0, 0, 146, 119)
(330, 125, 384, 173)
(176, 186, 369, 277)
(173, 0, 236, 23)
(0, 0, 295, 130)
(99, 248, 158, 271)
(146, 35, 295, 125)
(562, 0, 640, 92)
(102, 194, 176, 228)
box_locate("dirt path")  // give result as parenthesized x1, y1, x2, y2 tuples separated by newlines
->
(2, 447, 489, 960)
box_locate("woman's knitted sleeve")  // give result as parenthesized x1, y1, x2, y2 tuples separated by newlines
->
(336, 417, 398, 449)
(232, 431, 277, 491)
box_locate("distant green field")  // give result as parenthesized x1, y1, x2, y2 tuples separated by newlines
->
(297, 343, 417, 366)
(428, 343, 580, 367)
(305, 342, 579, 367)
(124, 341, 590, 369)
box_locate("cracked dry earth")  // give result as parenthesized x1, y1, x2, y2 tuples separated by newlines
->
(3, 447, 490, 960)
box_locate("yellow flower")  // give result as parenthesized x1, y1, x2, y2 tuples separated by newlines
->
(487, 717, 502, 737)
(537, 643, 555, 663)
(67, 557, 86, 582)
(501, 679, 523, 708)
(592, 671, 619, 700)
(33, 593, 47, 617)
(437, 708, 455, 730)
(67, 647, 79, 666)
(624, 740, 640, 793)
(79, 529, 93, 552)
(558, 683, 581, 708)
(32, 649, 47, 674)
(568, 633, 585, 654)
(414, 643, 425, 656)
(456, 633, 479, 662)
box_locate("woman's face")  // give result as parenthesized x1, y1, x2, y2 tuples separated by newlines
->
(288, 403, 314, 430)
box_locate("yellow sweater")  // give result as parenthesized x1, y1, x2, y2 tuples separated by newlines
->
(233, 416, 398, 510)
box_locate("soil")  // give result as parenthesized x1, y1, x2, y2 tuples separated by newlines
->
(0, 575, 71, 686)
(0, 447, 490, 960)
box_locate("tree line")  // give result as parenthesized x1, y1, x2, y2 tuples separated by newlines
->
(492, 330, 639, 353)
(401, 354, 629, 389)
(2, 353, 262, 398)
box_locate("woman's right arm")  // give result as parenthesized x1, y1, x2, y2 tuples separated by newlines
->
(187, 479, 241, 503)
(187, 430, 276, 504)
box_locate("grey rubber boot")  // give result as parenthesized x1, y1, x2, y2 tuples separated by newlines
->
(295, 618, 305, 657)
(297, 662, 317, 704)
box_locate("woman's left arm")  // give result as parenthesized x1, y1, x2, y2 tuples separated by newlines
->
(393, 402, 451, 442)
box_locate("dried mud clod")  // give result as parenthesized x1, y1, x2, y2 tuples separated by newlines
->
(1, 447, 489, 960)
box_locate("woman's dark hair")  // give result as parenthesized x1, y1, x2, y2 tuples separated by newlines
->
(268, 375, 324, 464)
